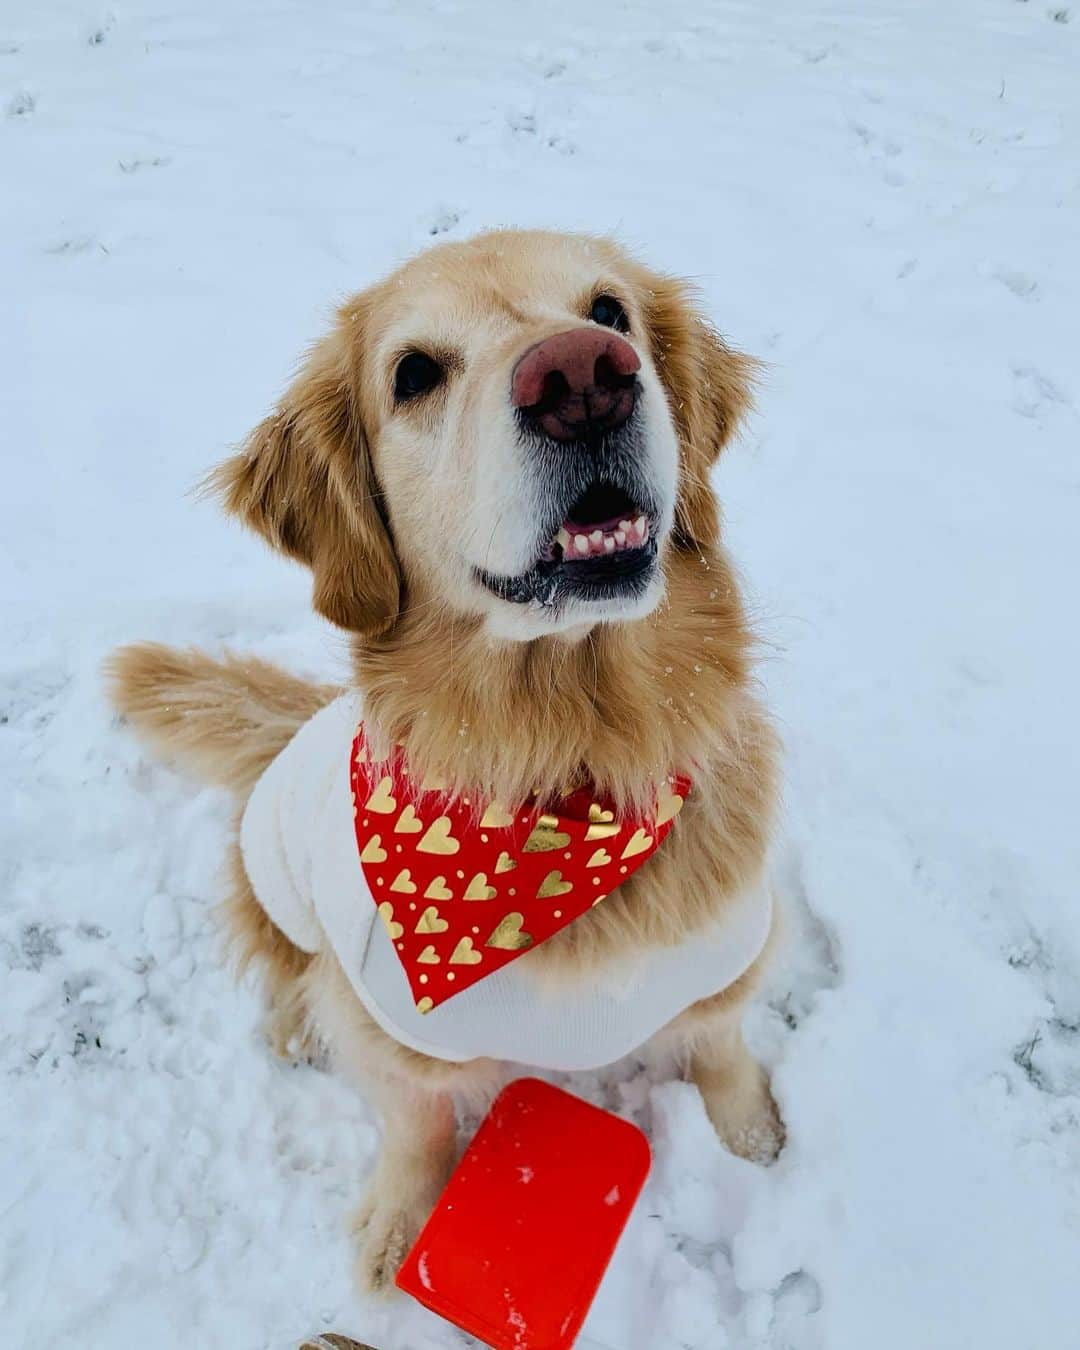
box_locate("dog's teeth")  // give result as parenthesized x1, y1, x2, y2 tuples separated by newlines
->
(559, 516, 647, 560)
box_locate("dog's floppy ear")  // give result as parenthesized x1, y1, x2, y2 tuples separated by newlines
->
(209, 319, 399, 636)
(642, 275, 759, 550)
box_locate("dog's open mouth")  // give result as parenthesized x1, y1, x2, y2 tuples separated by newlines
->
(543, 481, 650, 562)
(475, 479, 658, 608)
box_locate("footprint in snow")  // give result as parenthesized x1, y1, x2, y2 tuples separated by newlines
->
(118, 155, 172, 174)
(1011, 364, 1069, 420)
(776, 1267, 824, 1316)
(507, 109, 537, 137)
(425, 208, 462, 237)
(993, 266, 1039, 301)
(762, 841, 842, 1043)
(19, 923, 62, 972)
(44, 235, 101, 256)
(6, 89, 35, 117)
(849, 119, 909, 187)
(505, 109, 576, 155)
(86, 15, 117, 46)
(799, 44, 836, 63)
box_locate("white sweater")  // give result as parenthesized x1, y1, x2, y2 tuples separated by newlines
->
(240, 694, 772, 1071)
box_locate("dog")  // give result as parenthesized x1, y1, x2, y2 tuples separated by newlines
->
(108, 228, 783, 1294)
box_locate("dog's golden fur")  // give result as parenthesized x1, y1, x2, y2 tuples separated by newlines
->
(108, 643, 339, 795)
(108, 228, 783, 1293)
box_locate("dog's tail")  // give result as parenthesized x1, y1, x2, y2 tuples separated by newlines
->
(106, 643, 341, 796)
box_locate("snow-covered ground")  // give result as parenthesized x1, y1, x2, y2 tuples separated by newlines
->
(3, 1, 1079, 1346)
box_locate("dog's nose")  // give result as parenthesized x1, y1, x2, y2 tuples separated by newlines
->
(511, 328, 641, 441)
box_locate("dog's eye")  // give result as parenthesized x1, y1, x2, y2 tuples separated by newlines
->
(394, 351, 444, 403)
(589, 294, 630, 333)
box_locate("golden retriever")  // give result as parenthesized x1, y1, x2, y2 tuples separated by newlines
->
(108, 228, 782, 1294)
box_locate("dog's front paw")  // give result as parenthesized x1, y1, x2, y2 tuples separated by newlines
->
(351, 1184, 435, 1295)
(701, 1069, 786, 1166)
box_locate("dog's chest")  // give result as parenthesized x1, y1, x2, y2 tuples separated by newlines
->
(242, 693, 772, 1070)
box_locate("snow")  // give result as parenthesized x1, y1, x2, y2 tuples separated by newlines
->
(3, 0, 1079, 1347)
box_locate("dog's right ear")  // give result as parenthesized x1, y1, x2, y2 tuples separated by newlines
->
(208, 320, 400, 636)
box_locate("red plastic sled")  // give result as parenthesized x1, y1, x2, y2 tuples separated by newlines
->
(396, 1077, 651, 1350)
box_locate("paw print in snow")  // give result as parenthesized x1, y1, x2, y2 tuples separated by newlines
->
(507, 109, 537, 138)
(118, 155, 172, 174)
(1011, 364, 1069, 420)
(6, 90, 35, 118)
(992, 266, 1039, 301)
(87, 14, 117, 46)
(426, 208, 462, 237)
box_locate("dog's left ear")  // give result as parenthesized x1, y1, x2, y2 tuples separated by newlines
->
(642, 275, 759, 550)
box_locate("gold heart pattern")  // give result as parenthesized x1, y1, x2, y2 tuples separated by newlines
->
(480, 802, 515, 828)
(620, 828, 653, 860)
(415, 905, 449, 935)
(360, 834, 388, 864)
(365, 776, 397, 814)
(536, 870, 573, 899)
(377, 902, 403, 940)
(450, 936, 483, 965)
(350, 725, 691, 1013)
(523, 814, 572, 852)
(485, 912, 533, 951)
(395, 804, 423, 834)
(463, 872, 497, 901)
(417, 816, 460, 855)
(585, 803, 621, 842)
(655, 783, 685, 827)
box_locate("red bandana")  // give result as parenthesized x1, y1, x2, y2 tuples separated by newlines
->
(349, 726, 691, 1014)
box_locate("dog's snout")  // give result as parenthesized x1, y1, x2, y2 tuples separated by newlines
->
(511, 328, 640, 441)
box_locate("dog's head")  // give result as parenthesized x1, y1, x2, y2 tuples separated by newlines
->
(213, 230, 756, 641)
